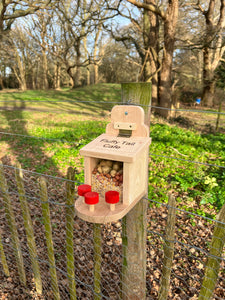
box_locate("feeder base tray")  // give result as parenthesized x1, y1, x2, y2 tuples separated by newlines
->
(75, 192, 145, 224)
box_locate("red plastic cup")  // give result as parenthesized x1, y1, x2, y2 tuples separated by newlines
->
(105, 191, 119, 211)
(78, 184, 92, 196)
(84, 192, 99, 212)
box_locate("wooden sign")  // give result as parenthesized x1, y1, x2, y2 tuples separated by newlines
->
(80, 134, 150, 163)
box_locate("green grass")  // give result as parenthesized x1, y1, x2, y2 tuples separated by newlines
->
(0, 83, 225, 213)
(0, 83, 121, 115)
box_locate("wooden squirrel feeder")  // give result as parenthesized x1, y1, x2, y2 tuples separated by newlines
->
(75, 105, 151, 223)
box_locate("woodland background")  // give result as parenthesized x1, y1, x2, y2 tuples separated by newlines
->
(0, 0, 225, 117)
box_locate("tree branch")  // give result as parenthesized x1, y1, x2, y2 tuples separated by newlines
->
(4, 0, 52, 20)
(126, 0, 166, 20)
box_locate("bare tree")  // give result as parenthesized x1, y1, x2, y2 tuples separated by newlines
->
(105, 1, 158, 103)
(99, 40, 139, 82)
(54, 0, 101, 88)
(2, 28, 29, 90)
(27, 12, 52, 89)
(142, 0, 160, 105)
(125, 0, 179, 117)
(194, 0, 225, 106)
(0, 0, 52, 40)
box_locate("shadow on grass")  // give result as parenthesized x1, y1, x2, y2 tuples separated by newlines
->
(0, 84, 121, 115)
(0, 99, 60, 176)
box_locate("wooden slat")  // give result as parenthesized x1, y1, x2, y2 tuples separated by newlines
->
(0, 164, 26, 286)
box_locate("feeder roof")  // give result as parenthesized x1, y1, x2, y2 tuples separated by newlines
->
(80, 133, 151, 163)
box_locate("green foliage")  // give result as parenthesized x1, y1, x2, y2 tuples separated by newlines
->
(216, 60, 225, 89)
(149, 124, 225, 211)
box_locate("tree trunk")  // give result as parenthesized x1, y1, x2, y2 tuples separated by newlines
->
(67, 67, 75, 88)
(42, 49, 49, 89)
(32, 68, 36, 89)
(202, 10, 215, 107)
(201, 0, 225, 107)
(94, 64, 99, 84)
(74, 41, 81, 87)
(202, 72, 215, 107)
(127, 0, 179, 118)
(14, 50, 27, 91)
(158, 0, 178, 118)
(74, 67, 80, 87)
(54, 63, 61, 90)
(0, 75, 4, 90)
(87, 67, 90, 85)
(56, 65, 61, 89)
(83, 35, 90, 85)
(143, 0, 159, 106)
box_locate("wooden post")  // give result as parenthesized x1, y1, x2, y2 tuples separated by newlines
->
(121, 82, 151, 300)
(121, 82, 152, 125)
(15, 162, 42, 294)
(158, 194, 176, 300)
(199, 203, 225, 300)
(39, 177, 60, 300)
(0, 164, 26, 286)
(93, 223, 102, 300)
(66, 167, 77, 300)
(0, 231, 10, 277)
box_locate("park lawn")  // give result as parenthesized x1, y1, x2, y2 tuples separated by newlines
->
(0, 83, 121, 115)
(0, 83, 225, 214)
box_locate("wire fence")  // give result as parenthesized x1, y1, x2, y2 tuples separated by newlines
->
(0, 163, 224, 299)
(0, 98, 225, 299)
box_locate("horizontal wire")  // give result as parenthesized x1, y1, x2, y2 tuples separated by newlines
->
(1, 167, 223, 226)
(1, 166, 223, 225)
(1, 162, 225, 224)
(0, 130, 84, 145)
(1, 99, 225, 115)
(2, 207, 223, 264)
(0, 163, 83, 184)
(147, 229, 225, 262)
(0, 99, 120, 105)
(146, 197, 224, 225)
(150, 105, 225, 115)
(0, 130, 225, 169)
(6, 190, 74, 207)
(149, 153, 225, 169)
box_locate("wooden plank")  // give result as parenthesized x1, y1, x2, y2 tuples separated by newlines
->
(0, 164, 26, 286)
(158, 194, 176, 300)
(106, 105, 149, 137)
(39, 177, 60, 300)
(80, 134, 150, 163)
(66, 167, 77, 300)
(0, 231, 10, 277)
(75, 190, 146, 224)
(123, 148, 149, 206)
(199, 203, 225, 299)
(93, 223, 102, 300)
(15, 163, 42, 294)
